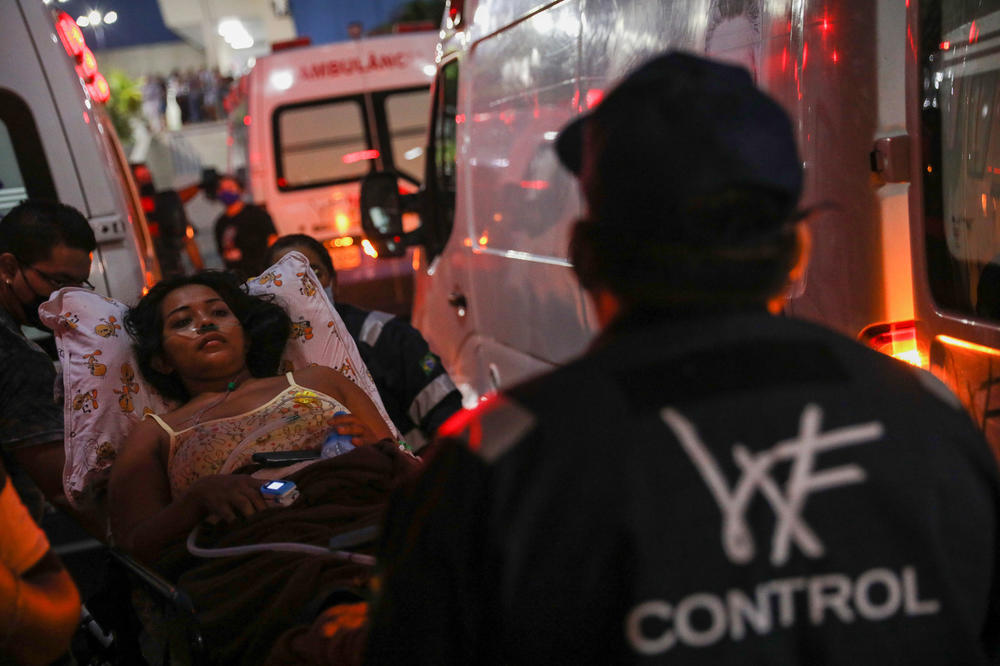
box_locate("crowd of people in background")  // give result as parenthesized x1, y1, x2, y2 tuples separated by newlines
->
(140, 68, 235, 132)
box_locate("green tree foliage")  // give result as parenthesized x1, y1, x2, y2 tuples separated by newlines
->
(105, 69, 142, 144)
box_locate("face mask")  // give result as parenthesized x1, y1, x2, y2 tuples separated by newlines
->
(217, 191, 241, 206)
(21, 293, 49, 330)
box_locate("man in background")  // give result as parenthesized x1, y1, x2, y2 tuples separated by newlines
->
(131, 162, 204, 277)
(214, 174, 277, 279)
(269, 234, 463, 452)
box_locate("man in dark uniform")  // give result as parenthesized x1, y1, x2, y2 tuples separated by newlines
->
(268, 234, 462, 451)
(213, 174, 277, 278)
(359, 53, 1000, 663)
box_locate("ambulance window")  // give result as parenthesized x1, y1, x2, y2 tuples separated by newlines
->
(0, 91, 56, 216)
(425, 60, 459, 255)
(920, 0, 1000, 320)
(385, 87, 430, 182)
(273, 97, 370, 190)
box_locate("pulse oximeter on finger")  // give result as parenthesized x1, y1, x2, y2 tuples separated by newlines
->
(260, 479, 300, 506)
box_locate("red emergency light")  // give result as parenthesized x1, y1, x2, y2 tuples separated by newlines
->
(56, 12, 86, 57)
(448, 0, 464, 26)
(77, 46, 98, 82)
(55, 12, 110, 105)
(88, 72, 110, 104)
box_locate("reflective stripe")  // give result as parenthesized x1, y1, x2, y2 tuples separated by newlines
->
(359, 311, 395, 347)
(408, 373, 458, 425)
(403, 427, 428, 452)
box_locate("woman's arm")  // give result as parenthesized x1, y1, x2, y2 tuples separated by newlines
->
(109, 419, 194, 562)
(299, 366, 395, 444)
(109, 419, 270, 563)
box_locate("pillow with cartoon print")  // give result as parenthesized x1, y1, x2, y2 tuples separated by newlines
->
(38, 289, 172, 509)
(246, 251, 399, 439)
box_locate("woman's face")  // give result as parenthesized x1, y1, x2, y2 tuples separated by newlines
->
(157, 284, 247, 379)
(271, 245, 332, 289)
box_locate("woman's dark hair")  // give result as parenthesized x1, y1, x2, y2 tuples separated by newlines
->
(125, 271, 291, 402)
(267, 234, 334, 278)
(570, 185, 803, 311)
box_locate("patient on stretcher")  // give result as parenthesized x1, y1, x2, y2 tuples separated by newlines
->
(109, 270, 395, 560)
(105, 271, 417, 664)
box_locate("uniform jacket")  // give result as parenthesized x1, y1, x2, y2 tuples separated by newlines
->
(336, 302, 462, 451)
(365, 309, 1000, 664)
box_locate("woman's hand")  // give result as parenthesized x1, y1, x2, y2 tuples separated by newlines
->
(184, 474, 270, 523)
(329, 412, 383, 447)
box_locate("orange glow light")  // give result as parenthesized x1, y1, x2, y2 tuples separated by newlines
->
(361, 238, 378, 258)
(333, 236, 354, 247)
(936, 335, 1000, 358)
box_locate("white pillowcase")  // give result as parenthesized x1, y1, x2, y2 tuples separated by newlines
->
(39, 251, 397, 509)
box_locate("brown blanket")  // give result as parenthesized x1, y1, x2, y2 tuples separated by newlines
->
(153, 440, 419, 665)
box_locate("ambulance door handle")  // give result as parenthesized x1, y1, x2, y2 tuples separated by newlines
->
(447, 291, 467, 318)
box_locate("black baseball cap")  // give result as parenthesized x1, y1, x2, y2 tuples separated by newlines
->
(556, 51, 802, 237)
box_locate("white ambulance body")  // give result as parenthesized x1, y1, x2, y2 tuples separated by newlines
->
(361, 0, 1000, 456)
(1, 1, 157, 301)
(230, 32, 437, 314)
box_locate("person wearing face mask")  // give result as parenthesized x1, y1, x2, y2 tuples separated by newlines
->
(131, 162, 205, 277)
(268, 234, 463, 453)
(213, 174, 278, 279)
(0, 200, 96, 521)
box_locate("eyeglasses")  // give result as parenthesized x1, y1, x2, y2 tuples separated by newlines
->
(25, 265, 95, 291)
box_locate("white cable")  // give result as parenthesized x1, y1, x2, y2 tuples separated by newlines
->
(186, 525, 376, 566)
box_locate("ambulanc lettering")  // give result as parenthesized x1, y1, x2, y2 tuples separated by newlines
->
(625, 566, 940, 655)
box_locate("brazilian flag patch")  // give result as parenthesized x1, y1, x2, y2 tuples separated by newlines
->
(420, 352, 438, 376)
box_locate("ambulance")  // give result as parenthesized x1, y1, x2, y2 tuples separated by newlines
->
(1, 0, 157, 301)
(227, 31, 437, 315)
(357, 0, 1000, 456)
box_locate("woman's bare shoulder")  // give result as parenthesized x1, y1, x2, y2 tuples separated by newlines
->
(294, 364, 345, 386)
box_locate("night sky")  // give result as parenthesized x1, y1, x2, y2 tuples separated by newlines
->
(50, 0, 419, 51)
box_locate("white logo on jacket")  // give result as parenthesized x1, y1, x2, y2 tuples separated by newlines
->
(661, 403, 883, 565)
(622, 404, 941, 656)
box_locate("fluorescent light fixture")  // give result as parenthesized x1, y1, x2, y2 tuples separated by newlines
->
(104, 11, 118, 25)
(218, 18, 254, 50)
